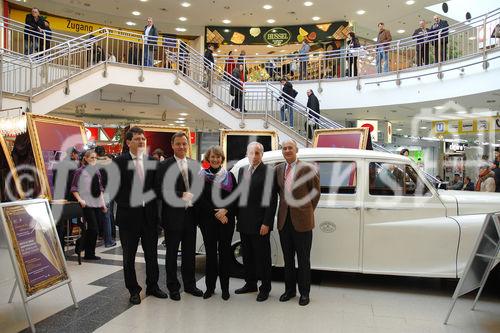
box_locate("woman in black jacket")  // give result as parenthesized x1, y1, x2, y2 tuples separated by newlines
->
(197, 146, 238, 300)
(346, 32, 361, 77)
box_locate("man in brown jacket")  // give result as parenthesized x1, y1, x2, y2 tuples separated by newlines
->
(274, 139, 320, 306)
(376, 22, 392, 73)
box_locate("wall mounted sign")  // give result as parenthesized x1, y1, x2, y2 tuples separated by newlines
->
(432, 117, 500, 135)
(263, 28, 292, 46)
(357, 120, 378, 142)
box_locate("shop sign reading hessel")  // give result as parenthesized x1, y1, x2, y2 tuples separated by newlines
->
(263, 28, 292, 46)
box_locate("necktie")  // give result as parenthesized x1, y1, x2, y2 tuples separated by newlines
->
(135, 157, 144, 185)
(284, 163, 292, 192)
(180, 159, 189, 190)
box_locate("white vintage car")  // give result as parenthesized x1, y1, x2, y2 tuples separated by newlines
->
(196, 148, 500, 278)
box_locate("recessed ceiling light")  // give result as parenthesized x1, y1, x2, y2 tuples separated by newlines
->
(126, 21, 137, 26)
(456, 110, 467, 114)
(132, 11, 141, 16)
(175, 120, 185, 124)
(179, 113, 189, 116)
(396, 128, 403, 131)
(222, 19, 231, 24)
(303, 1, 313, 6)
(263, 4, 272, 10)
(181, 2, 191, 7)
(176, 27, 187, 32)
(140, 0, 148, 2)
(178, 117, 186, 120)
(224, 29, 230, 32)
(179, 17, 187, 21)
(169, 123, 175, 126)
(312, 16, 320, 21)
(267, 19, 276, 24)
(255, 53, 259, 55)
(397, 29, 406, 34)
(356, 10, 366, 15)
(234, 48, 238, 52)
(406, 0, 415, 5)
(420, 126, 428, 130)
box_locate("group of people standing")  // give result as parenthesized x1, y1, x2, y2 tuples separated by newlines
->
(67, 127, 320, 306)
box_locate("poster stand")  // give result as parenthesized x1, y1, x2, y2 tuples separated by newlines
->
(1, 199, 79, 332)
(443, 213, 500, 324)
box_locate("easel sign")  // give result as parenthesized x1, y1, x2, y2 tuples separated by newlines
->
(1, 199, 78, 332)
(444, 212, 500, 324)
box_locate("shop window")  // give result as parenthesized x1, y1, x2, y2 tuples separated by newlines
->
(315, 161, 357, 194)
(369, 162, 431, 196)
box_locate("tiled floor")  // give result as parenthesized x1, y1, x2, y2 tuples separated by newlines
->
(1, 240, 499, 333)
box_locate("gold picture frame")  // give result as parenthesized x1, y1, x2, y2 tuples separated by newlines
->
(0, 133, 24, 200)
(219, 129, 279, 168)
(313, 128, 370, 150)
(0, 199, 69, 297)
(127, 124, 192, 158)
(26, 114, 87, 200)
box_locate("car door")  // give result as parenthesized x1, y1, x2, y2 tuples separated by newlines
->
(308, 158, 362, 272)
(362, 160, 459, 277)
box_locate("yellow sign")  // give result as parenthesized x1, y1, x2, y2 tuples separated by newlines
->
(432, 117, 500, 135)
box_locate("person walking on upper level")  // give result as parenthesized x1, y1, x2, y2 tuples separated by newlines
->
(412, 20, 430, 66)
(143, 17, 158, 66)
(306, 89, 320, 140)
(298, 39, 311, 80)
(429, 15, 449, 63)
(346, 32, 361, 77)
(24, 8, 45, 54)
(204, 44, 215, 91)
(376, 22, 392, 73)
(278, 79, 298, 127)
(231, 64, 245, 112)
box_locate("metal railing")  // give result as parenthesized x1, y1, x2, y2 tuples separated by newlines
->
(213, 8, 500, 82)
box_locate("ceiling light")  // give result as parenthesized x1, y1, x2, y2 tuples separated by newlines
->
(434, 106, 444, 110)
(179, 113, 189, 116)
(234, 49, 238, 52)
(312, 16, 320, 21)
(406, 0, 415, 5)
(140, 0, 148, 2)
(263, 4, 272, 9)
(222, 19, 231, 24)
(176, 27, 187, 32)
(178, 117, 186, 120)
(224, 29, 230, 32)
(303, 2, 313, 6)
(356, 10, 366, 15)
(397, 29, 406, 34)
(179, 17, 187, 21)
(456, 110, 467, 114)
(420, 126, 428, 130)
(175, 120, 185, 124)
(255, 53, 259, 55)
(132, 11, 141, 16)
(169, 123, 175, 126)
(267, 19, 276, 24)
(126, 21, 137, 26)
(181, 2, 191, 7)
(396, 128, 403, 131)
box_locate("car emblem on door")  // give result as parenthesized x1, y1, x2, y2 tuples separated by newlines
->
(320, 222, 336, 233)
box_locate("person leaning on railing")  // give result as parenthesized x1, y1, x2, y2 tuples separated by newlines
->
(204, 44, 216, 91)
(412, 20, 430, 66)
(24, 7, 45, 55)
(376, 22, 392, 73)
(40, 20, 52, 52)
(231, 64, 244, 112)
(346, 32, 361, 77)
(429, 15, 449, 62)
(143, 17, 158, 67)
(298, 39, 311, 80)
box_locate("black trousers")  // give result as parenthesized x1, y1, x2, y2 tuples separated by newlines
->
(279, 212, 312, 296)
(416, 44, 430, 66)
(165, 210, 197, 292)
(201, 220, 235, 292)
(433, 39, 448, 62)
(348, 56, 358, 77)
(240, 232, 272, 292)
(81, 207, 100, 257)
(231, 91, 244, 112)
(119, 209, 159, 295)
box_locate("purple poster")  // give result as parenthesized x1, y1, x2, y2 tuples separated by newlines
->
(3, 202, 67, 296)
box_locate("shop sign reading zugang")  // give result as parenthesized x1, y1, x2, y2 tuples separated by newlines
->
(263, 28, 291, 46)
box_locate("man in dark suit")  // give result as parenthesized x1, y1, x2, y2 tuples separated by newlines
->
(143, 17, 158, 66)
(429, 15, 449, 62)
(412, 19, 430, 66)
(155, 132, 203, 300)
(274, 139, 320, 306)
(235, 142, 277, 302)
(113, 126, 167, 305)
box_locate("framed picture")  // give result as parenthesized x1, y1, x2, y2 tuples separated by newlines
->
(0, 199, 69, 297)
(0, 134, 24, 201)
(313, 128, 370, 150)
(220, 130, 278, 169)
(26, 114, 87, 200)
(124, 124, 192, 158)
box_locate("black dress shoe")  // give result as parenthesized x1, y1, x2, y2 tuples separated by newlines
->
(129, 293, 141, 305)
(279, 291, 296, 302)
(299, 295, 310, 306)
(234, 284, 258, 294)
(170, 291, 181, 301)
(256, 291, 269, 302)
(185, 287, 203, 297)
(83, 255, 101, 260)
(221, 290, 230, 301)
(203, 290, 214, 299)
(146, 288, 168, 299)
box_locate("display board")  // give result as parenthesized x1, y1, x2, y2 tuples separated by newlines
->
(123, 124, 191, 158)
(444, 213, 500, 324)
(313, 128, 370, 150)
(0, 134, 23, 201)
(220, 130, 278, 169)
(26, 114, 87, 200)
